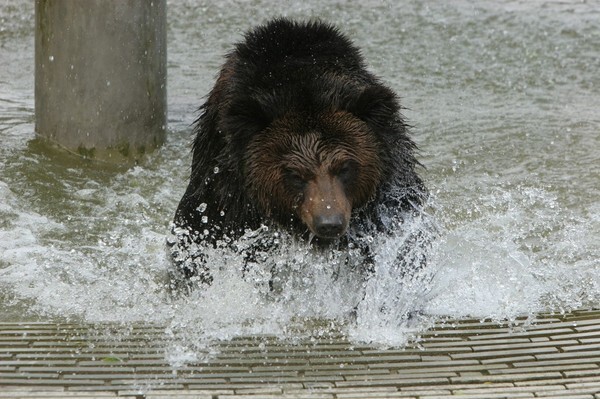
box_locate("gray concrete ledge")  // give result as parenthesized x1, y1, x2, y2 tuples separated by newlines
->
(1, 309, 599, 398)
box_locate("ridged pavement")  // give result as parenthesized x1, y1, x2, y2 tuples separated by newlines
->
(1, 309, 599, 398)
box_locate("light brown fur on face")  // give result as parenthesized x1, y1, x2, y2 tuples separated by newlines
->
(299, 164, 352, 239)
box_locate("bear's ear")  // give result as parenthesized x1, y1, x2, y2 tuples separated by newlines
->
(224, 96, 272, 139)
(346, 85, 400, 128)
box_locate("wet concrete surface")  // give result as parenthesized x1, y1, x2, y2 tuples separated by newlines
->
(1, 309, 599, 398)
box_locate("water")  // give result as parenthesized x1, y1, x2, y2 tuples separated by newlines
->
(1, 0, 598, 348)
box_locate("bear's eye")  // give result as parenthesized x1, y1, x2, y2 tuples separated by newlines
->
(336, 160, 359, 184)
(283, 169, 306, 192)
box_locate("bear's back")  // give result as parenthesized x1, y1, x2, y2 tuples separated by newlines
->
(235, 19, 365, 76)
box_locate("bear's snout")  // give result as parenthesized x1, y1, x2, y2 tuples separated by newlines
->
(300, 170, 351, 239)
(313, 213, 346, 238)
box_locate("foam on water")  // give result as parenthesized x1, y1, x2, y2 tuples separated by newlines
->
(2, 162, 596, 349)
(164, 211, 434, 343)
(426, 183, 599, 321)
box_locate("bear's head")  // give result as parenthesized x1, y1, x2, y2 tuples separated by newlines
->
(222, 81, 401, 240)
(244, 109, 385, 239)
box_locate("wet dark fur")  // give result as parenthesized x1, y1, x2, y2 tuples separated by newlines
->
(172, 19, 426, 282)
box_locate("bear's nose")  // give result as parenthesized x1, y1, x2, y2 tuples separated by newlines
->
(313, 214, 346, 238)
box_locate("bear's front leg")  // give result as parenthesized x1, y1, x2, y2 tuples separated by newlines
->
(237, 229, 282, 294)
(167, 227, 213, 293)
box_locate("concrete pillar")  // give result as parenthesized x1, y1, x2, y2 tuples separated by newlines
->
(35, 0, 167, 163)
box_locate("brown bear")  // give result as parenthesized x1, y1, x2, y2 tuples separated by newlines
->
(170, 18, 426, 286)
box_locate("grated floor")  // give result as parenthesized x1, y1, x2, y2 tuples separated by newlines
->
(1, 309, 599, 398)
